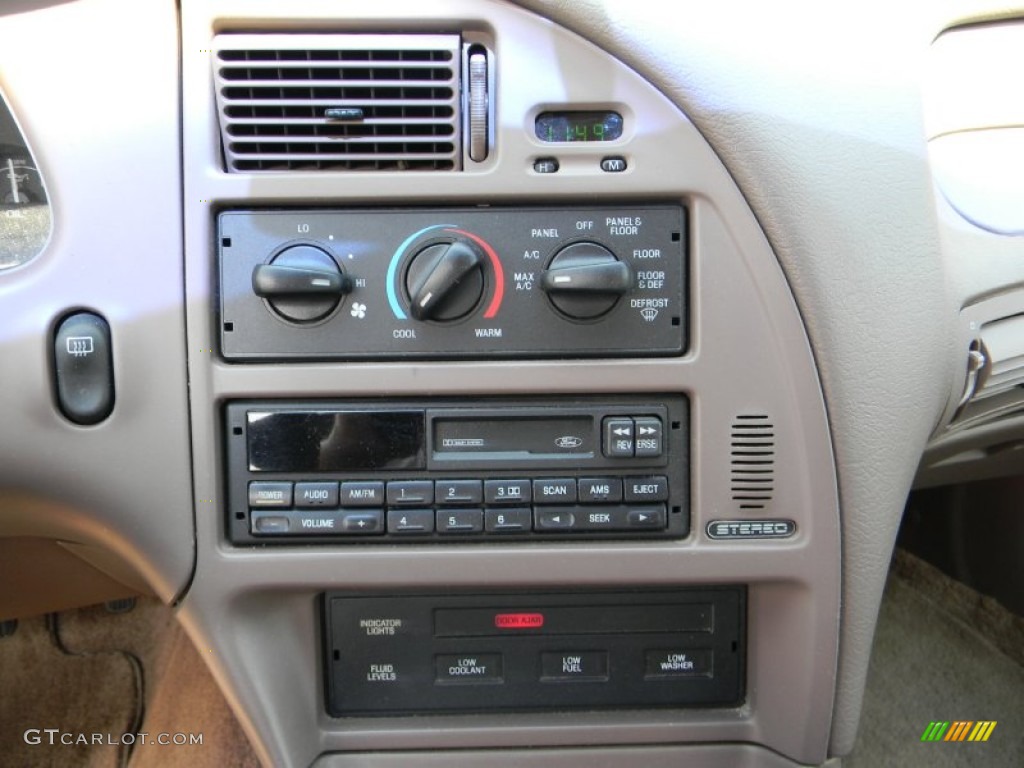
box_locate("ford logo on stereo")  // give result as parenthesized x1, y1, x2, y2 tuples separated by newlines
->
(555, 436, 584, 449)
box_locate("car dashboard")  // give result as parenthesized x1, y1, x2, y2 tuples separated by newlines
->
(1, 1, 1023, 766)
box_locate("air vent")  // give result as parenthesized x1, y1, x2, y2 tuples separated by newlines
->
(213, 34, 462, 172)
(975, 313, 1024, 399)
(730, 415, 775, 510)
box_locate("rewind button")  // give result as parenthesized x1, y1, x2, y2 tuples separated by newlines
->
(603, 417, 635, 458)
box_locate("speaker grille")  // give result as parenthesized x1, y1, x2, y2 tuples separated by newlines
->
(730, 415, 775, 509)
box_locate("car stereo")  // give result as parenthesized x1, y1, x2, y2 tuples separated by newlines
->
(225, 396, 689, 544)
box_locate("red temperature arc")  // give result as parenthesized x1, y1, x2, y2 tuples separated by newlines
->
(447, 228, 504, 319)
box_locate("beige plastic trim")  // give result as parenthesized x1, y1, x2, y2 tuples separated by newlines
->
(927, 20, 1024, 234)
(312, 744, 807, 768)
(181, 1, 839, 766)
(0, 0, 193, 606)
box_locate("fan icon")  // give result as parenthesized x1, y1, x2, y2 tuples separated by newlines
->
(350, 302, 367, 319)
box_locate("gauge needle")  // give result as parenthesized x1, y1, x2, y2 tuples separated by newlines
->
(6, 158, 19, 204)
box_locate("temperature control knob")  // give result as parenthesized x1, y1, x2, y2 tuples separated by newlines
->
(404, 240, 485, 322)
(252, 245, 352, 324)
(541, 242, 632, 320)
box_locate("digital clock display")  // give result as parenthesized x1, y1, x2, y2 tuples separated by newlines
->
(535, 111, 623, 143)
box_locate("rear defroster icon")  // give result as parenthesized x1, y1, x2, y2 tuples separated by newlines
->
(66, 336, 95, 357)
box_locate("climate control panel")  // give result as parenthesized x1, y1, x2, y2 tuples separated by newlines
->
(218, 206, 685, 360)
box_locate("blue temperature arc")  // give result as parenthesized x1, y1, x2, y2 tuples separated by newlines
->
(386, 224, 455, 320)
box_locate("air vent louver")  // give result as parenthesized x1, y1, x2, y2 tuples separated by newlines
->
(214, 34, 462, 172)
(730, 415, 775, 510)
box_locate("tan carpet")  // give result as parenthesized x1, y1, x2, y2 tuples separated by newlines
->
(0, 599, 258, 768)
(845, 550, 1024, 767)
(0, 612, 139, 767)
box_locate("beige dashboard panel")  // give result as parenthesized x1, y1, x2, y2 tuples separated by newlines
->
(181, 1, 838, 766)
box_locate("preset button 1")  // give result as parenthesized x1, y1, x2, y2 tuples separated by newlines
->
(387, 480, 434, 506)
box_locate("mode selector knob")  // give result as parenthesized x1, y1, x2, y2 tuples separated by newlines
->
(405, 240, 485, 322)
(541, 242, 632, 320)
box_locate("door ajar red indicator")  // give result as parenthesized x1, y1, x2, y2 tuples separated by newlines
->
(494, 612, 545, 629)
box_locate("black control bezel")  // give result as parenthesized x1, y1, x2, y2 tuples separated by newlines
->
(225, 395, 689, 545)
(323, 587, 745, 716)
(218, 205, 687, 361)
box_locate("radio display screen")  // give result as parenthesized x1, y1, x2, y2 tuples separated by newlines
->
(247, 410, 425, 472)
